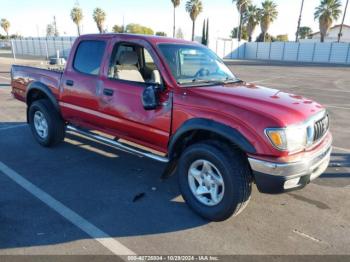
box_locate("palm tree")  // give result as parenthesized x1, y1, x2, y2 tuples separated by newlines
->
(1, 19, 10, 39)
(186, 0, 203, 41)
(314, 0, 342, 42)
(93, 8, 106, 33)
(171, 0, 181, 37)
(232, 0, 251, 41)
(244, 5, 259, 42)
(71, 6, 83, 36)
(258, 0, 278, 42)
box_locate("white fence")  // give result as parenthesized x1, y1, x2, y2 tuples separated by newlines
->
(10, 37, 77, 59)
(3, 37, 350, 65)
(216, 40, 350, 64)
(209, 38, 246, 60)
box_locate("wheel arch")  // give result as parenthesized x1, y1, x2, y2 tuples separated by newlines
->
(26, 82, 60, 122)
(168, 118, 256, 160)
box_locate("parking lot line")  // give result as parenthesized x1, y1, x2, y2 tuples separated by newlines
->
(0, 124, 27, 131)
(0, 75, 10, 80)
(250, 76, 283, 83)
(326, 105, 350, 110)
(333, 146, 350, 153)
(0, 161, 136, 256)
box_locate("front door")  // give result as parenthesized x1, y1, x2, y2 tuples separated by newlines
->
(99, 39, 172, 152)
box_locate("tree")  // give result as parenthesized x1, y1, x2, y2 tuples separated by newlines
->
(231, 26, 248, 40)
(156, 32, 167, 36)
(93, 8, 106, 33)
(201, 19, 209, 46)
(53, 16, 59, 37)
(171, 0, 181, 37)
(46, 24, 55, 37)
(244, 4, 259, 42)
(70, 6, 83, 36)
(186, 0, 203, 41)
(1, 19, 10, 39)
(314, 0, 342, 42)
(176, 28, 184, 39)
(126, 23, 154, 35)
(206, 18, 209, 44)
(258, 0, 278, 42)
(112, 25, 124, 33)
(46, 21, 59, 37)
(256, 32, 274, 42)
(298, 26, 313, 39)
(232, 0, 251, 41)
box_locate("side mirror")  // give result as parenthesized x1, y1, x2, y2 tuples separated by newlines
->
(142, 85, 159, 110)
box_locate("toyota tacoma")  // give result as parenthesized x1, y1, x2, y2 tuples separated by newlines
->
(11, 34, 332, 221)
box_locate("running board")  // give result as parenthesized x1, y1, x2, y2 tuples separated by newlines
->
(66, 125, 169, 163)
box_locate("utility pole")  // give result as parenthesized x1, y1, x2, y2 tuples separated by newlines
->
(338, 0, 349, 42)
(295, 0, 305, 42)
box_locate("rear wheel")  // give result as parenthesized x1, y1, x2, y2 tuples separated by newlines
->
(178, 141, 252, 221)
(28, 99, 65, 147)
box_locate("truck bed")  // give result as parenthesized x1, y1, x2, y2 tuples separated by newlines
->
(11, 65, 63, 102)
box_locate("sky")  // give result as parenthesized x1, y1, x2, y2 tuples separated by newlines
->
(0, 0, 349, 41)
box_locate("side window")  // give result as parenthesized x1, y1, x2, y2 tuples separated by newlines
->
(108, 43, 162, 85)
(73, 41, 106, 75)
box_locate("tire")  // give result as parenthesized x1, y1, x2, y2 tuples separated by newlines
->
(28, 99, 65, 147)
(178, 141, 252, 221)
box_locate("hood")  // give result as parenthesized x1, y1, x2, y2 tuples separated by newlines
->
(190, 82, 325, 126)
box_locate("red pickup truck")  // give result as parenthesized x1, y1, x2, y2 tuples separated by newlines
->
(11, 34, 332, 221)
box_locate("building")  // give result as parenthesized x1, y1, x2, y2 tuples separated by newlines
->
(309, 24, 350, 42)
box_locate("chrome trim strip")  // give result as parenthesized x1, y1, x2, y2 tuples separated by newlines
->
(67, 125, 169, 163)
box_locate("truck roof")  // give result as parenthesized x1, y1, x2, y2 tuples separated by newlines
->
(79, 33, 200, 46)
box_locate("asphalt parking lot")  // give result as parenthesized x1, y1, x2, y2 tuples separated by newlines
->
(0, 57, 349, 256)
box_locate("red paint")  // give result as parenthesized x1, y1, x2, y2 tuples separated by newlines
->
(11, 34, 329, 158)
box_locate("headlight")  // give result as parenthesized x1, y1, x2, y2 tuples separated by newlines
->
(265, 126, 307, 152)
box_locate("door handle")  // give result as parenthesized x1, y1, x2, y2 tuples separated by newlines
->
(103, 88, 114, 96)
(66, 80, 74, 86)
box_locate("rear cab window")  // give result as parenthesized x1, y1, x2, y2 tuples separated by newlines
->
(73, 40, 106, 75)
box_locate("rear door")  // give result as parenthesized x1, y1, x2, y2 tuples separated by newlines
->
(98, 38, 172, 152)
(59, 39, 107, 128)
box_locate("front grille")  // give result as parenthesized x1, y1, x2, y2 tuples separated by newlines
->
(313, 115, 329, 142)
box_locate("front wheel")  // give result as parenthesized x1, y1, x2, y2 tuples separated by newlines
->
(178, 142, 252, 221)
(29, 99, 65, 147)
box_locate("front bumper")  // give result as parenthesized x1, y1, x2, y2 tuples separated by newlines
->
(248, 136, 332, 194)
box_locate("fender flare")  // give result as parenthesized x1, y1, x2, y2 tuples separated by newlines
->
(26, 81, 60, 112)
(168, 118, 256, 159)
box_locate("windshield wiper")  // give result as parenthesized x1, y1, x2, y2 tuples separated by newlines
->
(223, 77, 244, 84)
(178, 79, 223, 85)
(178, 78, 244, 86)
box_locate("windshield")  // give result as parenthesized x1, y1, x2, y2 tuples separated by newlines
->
(158, 44, 238, 86)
